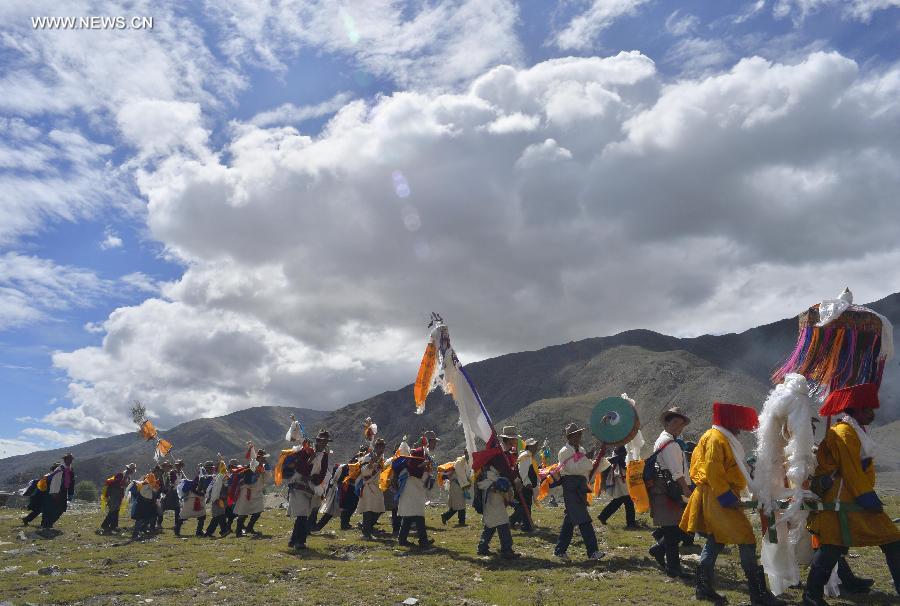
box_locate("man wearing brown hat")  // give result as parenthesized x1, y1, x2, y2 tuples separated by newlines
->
(648, 407, 693, 580)
(553, 423, 604, 562)
(510, 438, 539, 532)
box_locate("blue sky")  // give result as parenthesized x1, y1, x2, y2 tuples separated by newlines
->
(2, 0, 899, 456)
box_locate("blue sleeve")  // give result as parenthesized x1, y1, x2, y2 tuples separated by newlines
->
(717, 489, 738, 507)
(855, 491, 882, 510)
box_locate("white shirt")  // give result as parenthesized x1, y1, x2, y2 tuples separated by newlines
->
(517, 451, 535, 487)
(654, 431, 686, 481)
(558, 444, 592, 477)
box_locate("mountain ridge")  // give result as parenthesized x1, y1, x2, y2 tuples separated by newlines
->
(4, 292, 900, 489)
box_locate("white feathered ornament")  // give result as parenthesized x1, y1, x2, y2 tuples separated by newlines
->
(754, 373, 817, 596)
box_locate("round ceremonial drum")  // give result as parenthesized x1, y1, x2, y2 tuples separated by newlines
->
(590, 396, 641, 446)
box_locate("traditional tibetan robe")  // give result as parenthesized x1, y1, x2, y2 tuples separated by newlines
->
(477, 466, 511, 529)
(398, 462, 431, 518)
(449, 456, 471, 511)
(233, 464, 269, 516)
(679, 427, 754, 545)
(287, 449, 329, 518)
(319, 464, 343, 517)
(206, 473, 228, 518)
(357, 454, 386, 514)
(807, 420, 900, 547)
(178, 478, 208, 519)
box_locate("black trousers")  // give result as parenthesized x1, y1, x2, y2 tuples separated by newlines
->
(478, 523, 513, 553)
(361, 511, 383, 536)
(23, 509, 41, 525)
(509, 486, 533, 530)
(236, 512, 261, 533)
(653, 525, 686, 573)
(391, 509, 400, 535)
(807, 542, 900, 597)
(441, 507, 466, 525)
(100, 509, 120, 530)
(398, 516, 428, 545)
(555, 515, 598, 557)
(289, 516, 309, 546)
(132, 516, 153, 538)
(205, 514, 227, 536)
(40, 495, 65, 528)
(599, 495, 636, 526)
(340, 491, 359, 529)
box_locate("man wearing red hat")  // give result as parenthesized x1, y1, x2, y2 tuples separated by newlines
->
(803, 384, 900, 606)
(680, 403, 784, 606)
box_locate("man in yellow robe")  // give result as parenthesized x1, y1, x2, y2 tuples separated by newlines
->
(803, 383, 899, 606)
(680, 402, 784, 606)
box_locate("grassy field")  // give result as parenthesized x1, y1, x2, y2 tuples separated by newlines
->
(0, 498, 897, 606)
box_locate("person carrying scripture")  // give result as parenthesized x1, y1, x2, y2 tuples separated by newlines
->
(223, 458, 240, 533)
(358, 438, 388, 539)
(554, 423, 605, 562)
(648, 407, 693, 580)
(396, 446, 435, 549)
(476, 455, 520, 559)
(175, 461, 214, 537)
(39, 452, 75, 534)
(158, 460, 182, 531)
(232, 443, 271, 537)
(22, 463, 57, 527)
(99, 463, 135, 533)
(597, 445, 638, 530)
(509, 439, 539, 532)
(680, 402, 784, 606)
(130, 470, 160, 540)
(440, 449, 471, 527)
(285, 430, 331, 549)
(339, 445, 367, 530)
(803, 384, 900, 606)
(204, 456, 230, 537)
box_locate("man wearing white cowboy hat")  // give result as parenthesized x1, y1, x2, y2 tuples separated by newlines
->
(510, 437, 539, 532)
(648, 406, 693, 580)
(554, 422, 605, 562)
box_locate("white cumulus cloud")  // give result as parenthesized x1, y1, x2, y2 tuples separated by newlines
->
(41, 50, 900, 440)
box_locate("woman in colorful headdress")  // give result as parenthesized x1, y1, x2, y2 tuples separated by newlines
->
(802, 384, 900, 605)
(680, 402, 785, 606)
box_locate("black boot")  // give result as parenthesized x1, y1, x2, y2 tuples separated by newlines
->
(696, 565, 728, 604)
(173, 517, 183, 536)
(664, 534, 690, 580)
(440, 510, 451, 525)
(195, 518, 206, 537)
(802, 561, 833, 606)
(746, 566, 785, 606)
(235, 516, 246, 537)
(648, 542, 666, 570)
(836, 556, 872, 593)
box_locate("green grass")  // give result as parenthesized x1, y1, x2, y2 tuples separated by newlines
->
(0, 498, 897, 605)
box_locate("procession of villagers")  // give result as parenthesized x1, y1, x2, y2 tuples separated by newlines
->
(20, 395, 899, 606)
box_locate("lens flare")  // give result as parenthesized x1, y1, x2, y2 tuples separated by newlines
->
(340, 8, 360, 45)
(392, 170, 411, 198)
(402, 206, 421, 231)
